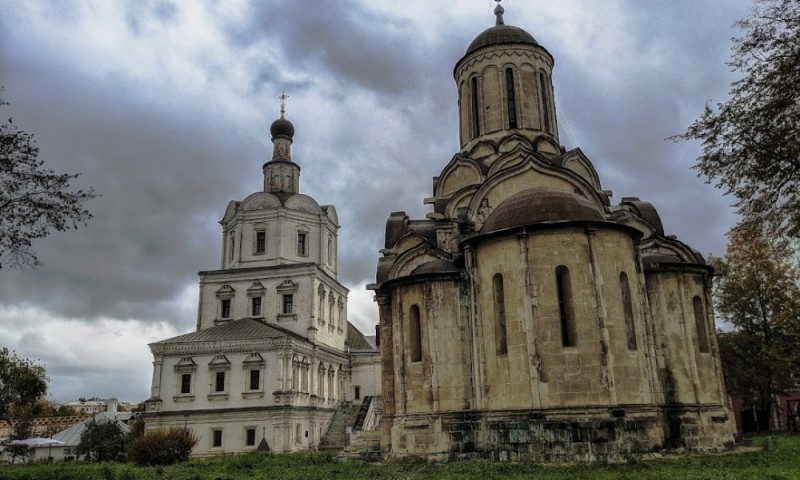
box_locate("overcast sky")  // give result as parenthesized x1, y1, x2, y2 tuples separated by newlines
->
(0, 0, 750, 403)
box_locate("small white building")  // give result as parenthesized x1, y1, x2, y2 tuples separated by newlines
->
(144, 103, 380, 456)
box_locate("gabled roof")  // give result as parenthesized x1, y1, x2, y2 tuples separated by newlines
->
(150, 318, 287, 346)
(51, 412, 132, 447)
(346, 323, 377, 352)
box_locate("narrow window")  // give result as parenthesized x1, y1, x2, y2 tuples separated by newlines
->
(255, 231, 266, 254)
(620, 272, 637, 350)
(180, 373, 191, 394)
(215, 371, 225, 392)
(297, 232, 307, 256)
(283, 294, 294, 314)
(318, 290, 326, 324)
(540, 72, 551, 133)
(506, 68, 518, 129)
(493, 273, 508, 355)
(302, 363, 309, 392)
(251, 297, 262, 317)
(409, 305, 422, 362)
(693, 296, 710, 353)
(249, 369, 260, 390)
(212, 429, 222, 448)
(229, 234, 236, 262)
(354, 385, 361, 400)
(327, 236, 333, 265)
(245, 428, 256, 446)
(556, 266, 577, 347)
(221, 299, 231, 319)
(471, 76, 481, 137)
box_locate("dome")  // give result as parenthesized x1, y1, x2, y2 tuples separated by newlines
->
(466, 24, 539, 56)
(481, 189, 604, 234)
(270, 117, 295, 139)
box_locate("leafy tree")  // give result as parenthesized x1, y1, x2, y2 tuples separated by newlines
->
(0, 348, 47, 420)
(712, 225, 800, 429)
(4, 410, 33, 463)
(0, 89, 96, 270)
(54, 404, 79, 417)
(128, 428, 198, 466)
(76, 418, 126, 462)
(125, 415, 145, 452)
(672, 0, 800, 237)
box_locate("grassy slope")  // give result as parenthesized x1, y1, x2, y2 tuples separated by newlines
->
(1, 436, 799, 480)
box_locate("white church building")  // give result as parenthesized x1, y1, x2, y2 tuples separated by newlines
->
(144, 99, 380, 456)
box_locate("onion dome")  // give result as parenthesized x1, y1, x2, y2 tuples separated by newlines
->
(270, 117, 294, 139)
(270, 90, 295, 139)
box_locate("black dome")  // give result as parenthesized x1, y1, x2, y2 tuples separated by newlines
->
(466, 24, 538, 56)
(270, 117, 295, 139)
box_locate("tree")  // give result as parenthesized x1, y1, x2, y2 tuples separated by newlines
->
(712, 225, 800, 429)
(0, 348, 47, 420)
(0, 88, 96, 270)
(4, 410, 33, 463)
(128, 428, 198, 466)
(125, 414, 145, 452)
(76, 418, 126, 462)
(672, 0, 800, 237)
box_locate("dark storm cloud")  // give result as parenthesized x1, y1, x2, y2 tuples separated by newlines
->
(538, 0, 749, 255)
(0, 0, 754, 401)
(0, 56, 258, 323)
(228, 0, 425, 95)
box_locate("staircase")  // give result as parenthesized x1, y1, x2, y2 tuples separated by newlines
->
(352, 396, 373, 431)
(337, 429, 381, 461)
(318, 403, 358, 450)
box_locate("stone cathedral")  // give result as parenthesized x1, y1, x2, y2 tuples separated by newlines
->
(144, 100, 380, 456)
(370, 3, 735, 461)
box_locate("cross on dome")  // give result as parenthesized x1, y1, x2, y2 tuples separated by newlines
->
(278, 90, 289, 118)
(494, 0, 505, 25)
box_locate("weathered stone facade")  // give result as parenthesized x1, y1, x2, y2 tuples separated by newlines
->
(369, 4, 735, 461)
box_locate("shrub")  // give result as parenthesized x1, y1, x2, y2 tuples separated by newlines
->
(128, 428, 198, 466)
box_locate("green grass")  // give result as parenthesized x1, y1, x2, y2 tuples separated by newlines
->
(1, 435, 799, 480)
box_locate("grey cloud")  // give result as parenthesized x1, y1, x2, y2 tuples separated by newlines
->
(0, 0, 754, 401)
(124, 0, 178, 36)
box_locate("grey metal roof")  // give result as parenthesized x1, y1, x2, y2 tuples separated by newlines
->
(51, 412, 132, 447)
(346, 323, 377, 352)
(151, 318, 285, 345)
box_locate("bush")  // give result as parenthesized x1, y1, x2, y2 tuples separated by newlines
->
(128, 428, 198, 466)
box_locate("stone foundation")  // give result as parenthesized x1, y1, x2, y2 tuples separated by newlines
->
(387, 406, 734, 462)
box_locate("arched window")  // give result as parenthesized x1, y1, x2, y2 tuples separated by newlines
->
(620, 272, 637, 350)
(493, 273, 508, 355)
(693, 296, 710, 353)
(409, 305, 422, 362)
(506, 68, 518, 129)
(471, 76, 481, 138)
(539, 71, 551, 133)
(555, 266, 576, 347)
